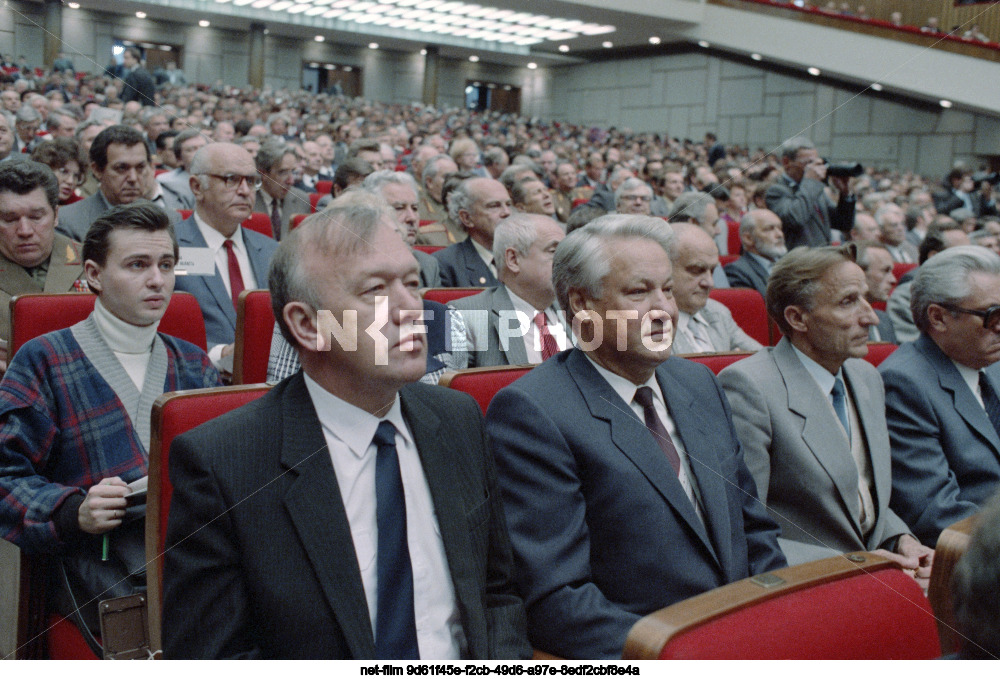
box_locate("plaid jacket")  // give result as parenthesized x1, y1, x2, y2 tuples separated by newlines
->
(0, 328, 220, 554)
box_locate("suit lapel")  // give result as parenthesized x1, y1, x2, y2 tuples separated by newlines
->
(747, 256, 769, 291)
(842, 361, 892, 528)
(177, 218, 238, 328)
(43, 234, 84, 292)
(490, 287, 529, 365)
(461, 240, 492, 287)
(278, 375, 376, 658)
(567, 351, 718, 564)
(773, 340, 864, 539)
(242, 231, 270, 287)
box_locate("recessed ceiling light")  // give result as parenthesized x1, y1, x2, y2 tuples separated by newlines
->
(940, 99, 953, 108)
(750, 53, 762, 61)
(602, 41, 612, 48)
(807, 67, 821, 76)
(697, 40, 710, 48)
(420, 48, 427, 55)
(368, 42, 379, 49)
(199, 20, 210, 27)
(527, 62, 537, 70)
(135, 11, 146, 18)
(558, 44, 569, 52)
(314, 35, 325, 42)
(469, 55, 479, 62)
(649, 36, 661, 45)
(67, 2, 80, 8)
(871, 83, 883, 91)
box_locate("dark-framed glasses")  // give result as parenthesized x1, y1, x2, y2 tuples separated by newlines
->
(203, 173, 262, 190)
(941, 303, 1000, 328)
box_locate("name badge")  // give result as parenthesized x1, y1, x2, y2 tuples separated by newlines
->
(176, 248, 217, 276)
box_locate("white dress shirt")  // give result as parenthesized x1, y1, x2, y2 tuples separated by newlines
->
(469, 238, 497, 278)
(303, 373, 464, 659)
(677, 310, 716, 353)
(505, 287, 569, 363)
(952, 359, 985, 409)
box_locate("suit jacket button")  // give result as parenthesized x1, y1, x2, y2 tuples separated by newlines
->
(479, 277, 486, 284)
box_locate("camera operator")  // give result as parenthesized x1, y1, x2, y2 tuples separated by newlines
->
(765, 137, 856, 249)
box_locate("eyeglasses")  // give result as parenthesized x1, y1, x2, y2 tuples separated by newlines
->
(53, 166, 84, 185)
(941, 303, 1000, 328)
(621, 194, 652, 202)
(202, 173, 262, 190)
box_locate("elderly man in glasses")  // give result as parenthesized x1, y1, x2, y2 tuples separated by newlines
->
(172, 142, 279, 375)
(614, 178, 654, 216)
(880, 245, 1000, 546)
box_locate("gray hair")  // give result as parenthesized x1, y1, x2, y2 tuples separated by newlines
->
(853, 240, 889, 272)
(614, 177, 651, 208)
(362, 169, 419, 198)
(269, 192, 393, 345)
(779, 136, 815, 161)
(447, 176, 477, 225)
(255, 139, 290, 174)
(873, 203, 901, 226)
(422, 153, 454, 186)
(766, 244, 857, 335)
(492, 213, 548, 274)
(667, 191, 713, 224)
(510, 176, 545, 207)
(911, 245, 1000, 334)
(553, 214, 674, 315)
(15, 105, 40, 123)
(738, 210, 759, 237)
(969, 229, 997, 246)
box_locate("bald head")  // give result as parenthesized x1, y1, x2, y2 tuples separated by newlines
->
(851, 213, 880, 242)
(190, 142, 259, 235)
(670, 223, 720, 314)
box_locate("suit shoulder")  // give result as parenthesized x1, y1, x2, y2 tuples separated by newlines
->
(244, 228, 280, 255)
(877, 341, 923, 376)
(448, 287, 493, 311)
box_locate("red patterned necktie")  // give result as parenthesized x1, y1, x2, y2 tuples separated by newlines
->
(534, 312, 560, 361)
(223, 239, 245, 310)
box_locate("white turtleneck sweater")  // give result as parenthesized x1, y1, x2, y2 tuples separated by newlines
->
(91, 298, 160, 390)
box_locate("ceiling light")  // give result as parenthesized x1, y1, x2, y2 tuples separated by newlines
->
(602, 41, 613, 48)
(322, 8, 345, 16)
(940, 99, 953, 108)
(343, 66, 353, 71)
(648, 36, 661, 45)
(269, 1, 293, 9)
(580, 24, 615, 35)
(135, 11, 146, 18)
(871, 83, 883, 91)
(369, 42, 379, 49)
(469, 55, 479, 62)
(527, 62, 537, 69)
(251, 0, 272, 6)
(750, 53, 762, 61)
(314, 35, 325, 42)
(305, 6, 328, 14)
(287, 4, 311, 13)
(199, 20, 210, 26)
(67, 2, 80, 7)
(558, 44, 569, 52)
(807, 67, 820, 76)
(698, 40, 710, 48)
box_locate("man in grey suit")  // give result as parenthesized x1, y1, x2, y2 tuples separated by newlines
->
(362, 170, 439, 288)
(252, 140, 309, 241)
(719, 245, 933, 585)
(172, 142, 278, 374)
(669, 224, 762, 355)
(433, 177, 510, 287)
(157, 128, 207, 210)
(163, 198, 530, 659)
(880, 246, 1000, 546)
(856, 241, 898, 343)
(450, 214, 568, 367)
(57, 125, 180, 242)
(724, 209, 786, 298)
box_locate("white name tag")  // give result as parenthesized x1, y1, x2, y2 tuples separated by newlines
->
(176, 248, 217, 276)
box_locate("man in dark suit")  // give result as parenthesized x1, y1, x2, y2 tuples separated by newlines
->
(765, 137, 855, 249)
(119, 47, 156, 107)
(433, 176, 510, 287)
(252, 139, 309, 241)
(163, 198, 530, 659)
(172, 142, 278, 375)
(856, 241, 898, 343)
(724, 209, 786, 297)
(486, 214, 785, 659)
(880, 246, 1000, 546)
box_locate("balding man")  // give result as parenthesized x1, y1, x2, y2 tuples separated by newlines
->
(615, 178, 653, 216)
(855, 241, 898, 343)
(172, 143, 279, 372)
(450, 214, 568, 368)
(724, 209, 786, 298)
(362, 170, 440, 288)
(849, 213, 880, 242)
(433, 177, 511, 287)
(669, 224, 762, 355)
(876, 204, 918, 263)
(669, 192, 730, 290)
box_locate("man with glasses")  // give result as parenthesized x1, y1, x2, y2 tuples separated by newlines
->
(173, 143, 278, 375)
(880, 246, 1000, 546)
(614, 178, 653, 216)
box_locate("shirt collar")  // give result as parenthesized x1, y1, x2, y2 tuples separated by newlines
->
(193, 211, 246, 253)
(470, 237, 493, 266)
(790, 342, 842, 396)
(302, 371, 411, 459)
(583, 353, 662, 409)
(748, 252, 774, 272)
(952, 359, 982, 400)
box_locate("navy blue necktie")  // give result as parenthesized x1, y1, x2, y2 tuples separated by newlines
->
(372, 421, 419, 659)
(980, 373, 1000, 439)
(831, 377, 850, 439)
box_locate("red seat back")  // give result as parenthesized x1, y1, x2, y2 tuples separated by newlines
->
(727, 221, 742, 257)
(682, 351, 754, 374)
(314, 180, 332, 196)
(708, 288, 770, 346)
(309, 192, 321, 213)
(625, 552, 940, 660)
(232, 290, 274, 385)
(422, 287, 485, 305)
(862, 342, 898, 367)
(146, 385, 271, 652)
(439, 365, 534, 414)
(892, 262, 917, 281)
(413, 245, 444, 255)
(242, 212, 275, 239)
(9, 291, 207, 357)
(291, 214, 308, 230)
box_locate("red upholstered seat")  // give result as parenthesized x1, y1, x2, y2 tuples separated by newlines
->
(315, 180, 332, 196)
(681, 351, 754, 374)
(421, 287, 485, 305)
(309, 192, 321, 213)
(708, 288, 771, 346)
(413, 245, 444, 255)
(418, 219, 435, 227)
(46, 614, 100, 660)
(439, 365, 534, 414)
(9, 291, 207, 357)
(291, 213, 308, 229)
(242, 212, 275, 239)
(624, 552, 940, 660)
(727, 222, 742, 257)
(718, 254, 739, 266)
(146, 385, 272, 653)
(892, 262, 917, 281)
(862, 342, 898, 367)
(232, 290, 274, 385)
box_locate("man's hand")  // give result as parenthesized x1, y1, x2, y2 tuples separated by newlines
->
(804, 158, 828, 182)
(78, 477, 129, 535)
(830, 175, 851, 196)
(874, 534, 934, 594)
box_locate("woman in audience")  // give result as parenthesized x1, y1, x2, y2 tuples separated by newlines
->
(31, 137, 86, 205)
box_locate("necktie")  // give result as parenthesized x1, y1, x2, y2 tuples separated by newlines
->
(684, 316, 714, 353)
(223, 240, 245, 311)
(372, 421, 419, 660)
(831, 377, 850, 439)
(633, 386, 681, 476)
(270, 199, 282, 240)
(980, 372, 1000, 439)
(534, 312, 559, 361)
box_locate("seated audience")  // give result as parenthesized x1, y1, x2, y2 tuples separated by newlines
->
(880, 246, 1000, 546)
(252, 139, 308, 240)
(669, 224, 762, 354)
(876, 203, 918, 263)
(433, 176, 511, 288)
(450, 213, 568, 367)
(157, 128, 207, 210)
(362, 170, 439, 287)
(849, 212, 880, 241)
(317, 155, 374, 210)
(163, 196, 530, 659)
(510, 177, 556, 218)
(416, 153, 460, 245)
(724, 208, 786, 297)
(486, 214, 785, 659)
(855, 241, 898, 342)
(718, 245, 933, 584)
(614, 177, 653, 216)
(30, 137, 86, 204)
